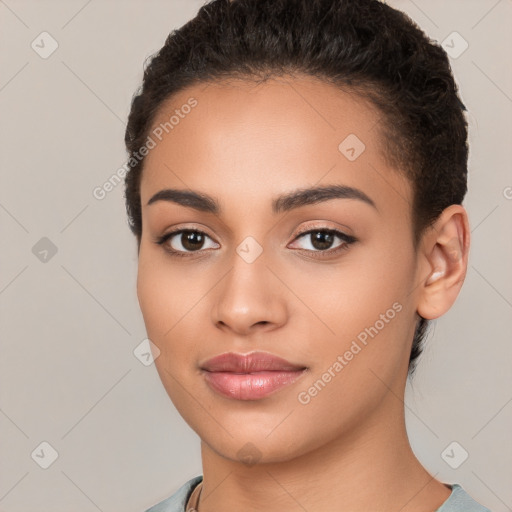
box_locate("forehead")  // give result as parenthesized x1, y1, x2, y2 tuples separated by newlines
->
(140, 75, 411, 216)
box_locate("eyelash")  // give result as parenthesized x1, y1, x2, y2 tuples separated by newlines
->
(155, 226, 357, 259)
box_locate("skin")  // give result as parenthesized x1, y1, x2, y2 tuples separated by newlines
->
(136, 75, 470, 512)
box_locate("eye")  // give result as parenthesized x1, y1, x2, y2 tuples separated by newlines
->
(289, 228, 357, 257)
(154, 226, 357, 259)
(155, 229, 219, 256)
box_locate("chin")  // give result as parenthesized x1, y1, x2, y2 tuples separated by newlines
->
(197, 419, 320, 464)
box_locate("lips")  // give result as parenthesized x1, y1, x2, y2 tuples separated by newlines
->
(200, 351, 308, 400)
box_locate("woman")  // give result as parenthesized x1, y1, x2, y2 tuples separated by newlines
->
(124, 0, 492, 510)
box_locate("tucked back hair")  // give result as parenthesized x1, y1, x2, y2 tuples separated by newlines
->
(124, 0, 469, 376)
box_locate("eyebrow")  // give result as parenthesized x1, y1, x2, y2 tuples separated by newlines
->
(146, 184, 377, 214)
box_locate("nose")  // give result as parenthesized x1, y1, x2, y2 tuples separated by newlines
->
(211, 251, 287, 336)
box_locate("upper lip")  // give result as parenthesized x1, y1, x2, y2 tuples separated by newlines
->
(200, 351, 307, 373)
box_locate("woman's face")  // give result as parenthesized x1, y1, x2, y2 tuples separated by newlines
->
(137, 76, 423, 463)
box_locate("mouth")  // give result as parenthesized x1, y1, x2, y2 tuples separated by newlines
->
(200, 351, 308, 400)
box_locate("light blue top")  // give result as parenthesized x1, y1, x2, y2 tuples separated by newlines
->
(144, 475, 492, 512)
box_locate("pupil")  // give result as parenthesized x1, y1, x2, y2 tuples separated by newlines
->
(311, 231, 333, 250)
(182, 231, 204, 251)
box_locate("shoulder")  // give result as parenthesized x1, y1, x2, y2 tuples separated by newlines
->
(436, 483, 493, 512)
(142, 478, 493, 512)
(143, 475, 203, 512)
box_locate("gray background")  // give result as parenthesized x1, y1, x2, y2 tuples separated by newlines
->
(1, 0, 510, 511)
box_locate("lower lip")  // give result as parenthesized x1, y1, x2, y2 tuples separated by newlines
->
(202, 370, 307, 400)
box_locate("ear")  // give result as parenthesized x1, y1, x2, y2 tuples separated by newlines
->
(416, 205, 470, 320)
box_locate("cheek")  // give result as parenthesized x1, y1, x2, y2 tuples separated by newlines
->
(291, 242, 412, 333)
(286, 236, 416, 384)
(136, 264, 170, 339)
(136, 254, 203, 402)
(137, 250, 200, 339)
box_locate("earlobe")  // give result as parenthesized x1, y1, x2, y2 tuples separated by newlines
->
(416, 205, 470, 320)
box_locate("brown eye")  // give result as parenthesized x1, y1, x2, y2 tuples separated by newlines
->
(289, 228, 357, 257)
(179, 231, 206, 251)
(156, 229, 219, 256)
(308, 231, 336, 250)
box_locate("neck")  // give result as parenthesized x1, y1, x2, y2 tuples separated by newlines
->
(196, 389, 451, 512)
